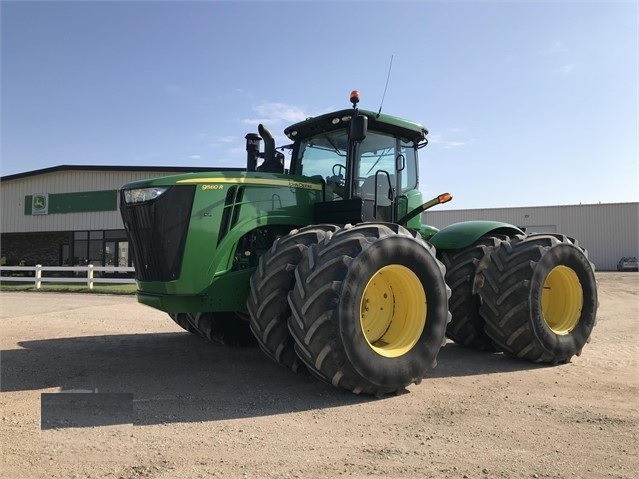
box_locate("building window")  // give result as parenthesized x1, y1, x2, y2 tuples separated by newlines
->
(88, 231, 103, 266)
(73, 231, 88, 265)
(71, 230, 130, 268)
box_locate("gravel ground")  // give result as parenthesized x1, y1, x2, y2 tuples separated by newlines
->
(1, 272, 637, 479)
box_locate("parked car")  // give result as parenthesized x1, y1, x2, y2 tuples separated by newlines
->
(617, 256, 639, 272)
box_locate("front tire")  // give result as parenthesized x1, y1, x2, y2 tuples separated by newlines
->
(288, 223, 451, 396)
(247, 224, 340, 371)
(476, 234, 598, 363)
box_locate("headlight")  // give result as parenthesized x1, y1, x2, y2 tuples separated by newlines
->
(123, 186, 170, 204)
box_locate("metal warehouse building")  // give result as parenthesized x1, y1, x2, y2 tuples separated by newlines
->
(426, 202, 638, 271)
(1, 165, 637, 271)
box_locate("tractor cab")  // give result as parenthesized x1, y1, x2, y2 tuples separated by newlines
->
(279, 91, 427, 225)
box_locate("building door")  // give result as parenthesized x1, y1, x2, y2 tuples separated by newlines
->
(60, 244, 70, 266)
(105, 242, 116, 266)
(117, 241, 130, 267)
(105, 240, 130, 267)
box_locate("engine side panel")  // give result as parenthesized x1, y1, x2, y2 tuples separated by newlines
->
(120, 172, 323, 312)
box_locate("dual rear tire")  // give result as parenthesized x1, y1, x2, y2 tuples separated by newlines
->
(475, 233, 598, 363)
(438, 235, 509, 351)
(441, 233, 598, 364)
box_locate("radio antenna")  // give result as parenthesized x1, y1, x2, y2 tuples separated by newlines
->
(377, 54, 394, 118)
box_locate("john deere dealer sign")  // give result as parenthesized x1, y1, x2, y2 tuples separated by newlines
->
(24, 190, 117, 215)
(32, 194, 49, 215)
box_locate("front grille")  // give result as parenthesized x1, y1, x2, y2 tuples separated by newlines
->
(120, 185, 195, 281)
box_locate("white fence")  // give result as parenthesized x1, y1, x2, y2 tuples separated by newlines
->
(0, 265, 135, 289)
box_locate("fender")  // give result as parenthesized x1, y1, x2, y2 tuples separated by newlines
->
(428, 220, 523, 250)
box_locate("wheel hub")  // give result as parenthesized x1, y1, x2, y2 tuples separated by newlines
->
(360, 265, 427, 357)
(541, 265, 583, 335)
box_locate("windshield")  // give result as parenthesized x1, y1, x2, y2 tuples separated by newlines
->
(296, 130, 348, 179)
(295, 130, 417, 200)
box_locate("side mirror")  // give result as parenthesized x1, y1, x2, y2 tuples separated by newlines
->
(349, 114, 368, 142)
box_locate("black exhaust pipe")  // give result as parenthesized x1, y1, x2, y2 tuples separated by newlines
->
(256, 124, 283, 173)
(258, 123, 275, 164)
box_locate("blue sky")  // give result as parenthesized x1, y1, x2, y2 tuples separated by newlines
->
(1, 0, 637, 210)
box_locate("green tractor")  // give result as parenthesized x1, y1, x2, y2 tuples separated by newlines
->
(119, 91, 598, 396)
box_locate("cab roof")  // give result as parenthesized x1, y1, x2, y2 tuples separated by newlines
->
(284, 109, 428, 144)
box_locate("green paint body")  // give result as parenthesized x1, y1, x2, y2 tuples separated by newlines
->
(120, 112, 523, 314)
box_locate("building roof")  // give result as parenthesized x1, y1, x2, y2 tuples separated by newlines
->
(1, 164, 244, 182)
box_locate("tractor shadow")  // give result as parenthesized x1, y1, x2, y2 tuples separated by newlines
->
(2, 332, 543, 429)
(2, 332, 363, 429)
(432, 341, 546, 378)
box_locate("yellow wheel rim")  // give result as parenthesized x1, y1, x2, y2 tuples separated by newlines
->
(360, 265, 427, 357)
(541, 265, 583, 335)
